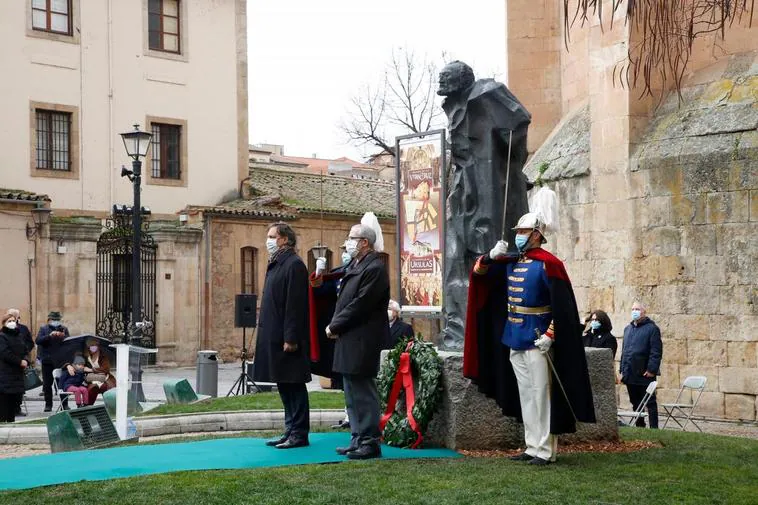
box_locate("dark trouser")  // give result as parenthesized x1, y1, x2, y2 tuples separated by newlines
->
(277, 382, 309, 440)
(42, 361, 56, 408)
(343, 374, 380, 448)
(626, 383, 658, 428)
(0, 392, 22, 423)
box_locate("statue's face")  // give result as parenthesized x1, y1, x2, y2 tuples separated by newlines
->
(437, 67, 458, 96)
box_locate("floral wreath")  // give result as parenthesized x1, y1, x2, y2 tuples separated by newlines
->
(377, 335, 443, 448)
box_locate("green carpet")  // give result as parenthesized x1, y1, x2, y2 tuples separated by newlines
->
(0, 433, 459, 490)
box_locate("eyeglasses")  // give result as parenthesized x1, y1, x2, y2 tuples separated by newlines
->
(348, 236, 365, 240)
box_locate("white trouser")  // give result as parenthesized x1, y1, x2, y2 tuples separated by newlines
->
(510, 348, 557, 461)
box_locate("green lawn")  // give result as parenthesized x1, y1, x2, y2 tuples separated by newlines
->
(2, 428, 756, 504)
(138, 391, 345, 416)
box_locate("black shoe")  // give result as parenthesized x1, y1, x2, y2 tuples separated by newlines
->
(43, 406, 52, 412)
(336, 445, 359, 455)
(265, 434, 290, 447)
(275, 438, 309, 449)
(331, 420, 350, 430)
(509, 452, 533, 462)
(347, 444, 381, 460)
(528, 457, 552, 466)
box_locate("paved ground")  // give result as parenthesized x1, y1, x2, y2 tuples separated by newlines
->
(17, 362, 326, 422)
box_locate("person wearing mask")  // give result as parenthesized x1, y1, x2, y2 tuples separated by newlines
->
(463, 212, 595, 465)
(385, 300, 414, 350)
(620, 301, 662, 428)
(0, 313, 28, 423)
(35, 311, 70, 412)
(325, 223, 390, 460)
(582, 310, 617, 359)
(6, 309, 34, 416)
(83, 338, 116, 405)
(60, 356, 90, 408)
(254, 222, 311, 449)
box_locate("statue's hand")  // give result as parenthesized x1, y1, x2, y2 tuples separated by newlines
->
(489, 240, 509, 260)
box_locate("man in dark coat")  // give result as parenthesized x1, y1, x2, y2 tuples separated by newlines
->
(6, 309, 34, 416)
(437, 60, 531, 349)
(326, 223, 390, 460)
(620, 301, 662, 428)
(386, 300, 414, 350)
(463, 213, 595, 465)
(35, 311, 69, 412)
(253, 222, 311, 449)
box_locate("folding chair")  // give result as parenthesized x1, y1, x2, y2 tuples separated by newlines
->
(662, 376, 706, 432)
(617, 381, 657, 427)
(51, 368, 76, 413)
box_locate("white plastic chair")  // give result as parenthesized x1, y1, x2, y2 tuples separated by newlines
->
(52, 368, 76, 413)
(618, 381, 658, 427)
(662, 376, 707, 432)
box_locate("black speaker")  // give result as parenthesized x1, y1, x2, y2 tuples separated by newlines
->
(235, 294, 257, 328)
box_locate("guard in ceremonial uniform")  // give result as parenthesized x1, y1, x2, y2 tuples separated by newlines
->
(463, 212, 595, 465)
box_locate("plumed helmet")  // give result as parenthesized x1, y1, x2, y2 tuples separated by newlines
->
(513, 212, 547, 243)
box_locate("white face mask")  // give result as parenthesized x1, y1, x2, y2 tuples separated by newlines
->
(50, 321, 61, 328)
(387, 310, 395, 321)
(5, 321, 17, 330)
(345, 239, 359, 258)
(265, 238, 279, 255)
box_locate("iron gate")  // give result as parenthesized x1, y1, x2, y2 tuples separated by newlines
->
(95, 206, 157, 360)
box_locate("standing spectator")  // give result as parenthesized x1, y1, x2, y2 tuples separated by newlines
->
(254, 222, 311, 449)
(582, 310, 618, 359)
(35, 311, 70, 412)
(0, 313, 28, 423)
(620, 301, 662, 428)
(6, 309, 34, 416)
(385, 300, 414, 350)
(326, 223, 390, 460)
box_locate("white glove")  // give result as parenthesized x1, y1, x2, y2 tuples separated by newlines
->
(315, 257, 327, 275)
(489, 240, 509, 260)
(325, 325, 337, 339)
(534, 334, 553, 354)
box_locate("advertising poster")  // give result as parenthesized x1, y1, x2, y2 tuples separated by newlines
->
(395, 130, 445, 313)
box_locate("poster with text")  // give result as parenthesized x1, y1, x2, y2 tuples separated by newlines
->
(395, 130, 445, 313)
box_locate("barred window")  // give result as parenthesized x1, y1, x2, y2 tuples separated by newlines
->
(241, 247, 258, 294)
(32, 0, 72, 35)
(150, 123, 181, 179)
(36, 109, 71, 171)
(148, 0, 180, 53)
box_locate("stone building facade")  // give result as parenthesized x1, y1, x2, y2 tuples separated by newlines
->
(506, 0, 757, 421)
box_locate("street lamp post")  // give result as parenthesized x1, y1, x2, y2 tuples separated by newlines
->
(119, 124, 152, 346)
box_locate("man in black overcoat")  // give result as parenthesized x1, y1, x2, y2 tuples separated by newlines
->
(254, 222, 311, 449)
(326, 223, 390, 460)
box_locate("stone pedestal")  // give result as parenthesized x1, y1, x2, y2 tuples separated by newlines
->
(423, 348, 618, 450)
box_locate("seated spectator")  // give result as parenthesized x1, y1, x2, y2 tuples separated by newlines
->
(582, 309, 617, 359)
(60, 356, 89, 408)
(385, 300, 414, 350)
(83, 338, 115, 405)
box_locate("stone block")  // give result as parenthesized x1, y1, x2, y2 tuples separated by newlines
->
(682, 161, 730, 194)
(683, 285, 721, 315)
(588, 287, 615, 313)
(590, 259, 625, 286)
(727, 342, 758, 368)
(737, 316, 758, 342)
(672, 314, 712, 341)
(638, 196, 673, 228)
(684, 391, 724, 419)
(724, 394, 756, 421)
(695, 256, 727, 286)
(661, 338, 688, 365)
(642, 226, 681, 257)
(649, 165, 684, 197)
(424, 349, 618, 450)
(681, 225, 717, 256)
(719, 367, 758, 395)
(708, 315, 741, 341)
(658, 256, 694, 284)
(649, 285, 686, 315)
(594, 230, 640, 260)
(679, 365, 720, 392)
(706, 191, 750, 224)
(727, 160, 758, 191)
(750, 191, 758, 222)
(719, 286, 758, 316)
(671, 193, 707, 225)
(687, 341, 727, 366)
(658, 363, 680, 390)
(594, 173, 629, 203)
(624, 257, 660, 286)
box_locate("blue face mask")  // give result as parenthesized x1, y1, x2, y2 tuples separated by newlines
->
(631, 309, 641, 321)
(514, 234, 529, 251)
(49, 321, 61, 328)
(341, 252, 352, 265)
(590, 320, 601, 331)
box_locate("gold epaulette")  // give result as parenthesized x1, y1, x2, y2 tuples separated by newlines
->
(473, 256, 489, 275)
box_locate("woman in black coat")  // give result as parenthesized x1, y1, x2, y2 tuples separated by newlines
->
(254, 223, 311, 449)
(0, 313, 29, 422)
(582, 309, 617, 359)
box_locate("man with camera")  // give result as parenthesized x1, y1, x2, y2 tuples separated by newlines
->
(35, 311, 70, 412)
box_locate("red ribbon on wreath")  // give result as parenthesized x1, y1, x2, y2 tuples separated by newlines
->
(379, 342, 423, 449)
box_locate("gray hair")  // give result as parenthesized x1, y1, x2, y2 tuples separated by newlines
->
(6, 309, 20, 318)
(388, 300, 400, 313)
(352, 224, 376, 247)
(632, 300, 647, 311)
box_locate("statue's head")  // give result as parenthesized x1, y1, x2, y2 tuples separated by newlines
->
(437, 61, 475, 96)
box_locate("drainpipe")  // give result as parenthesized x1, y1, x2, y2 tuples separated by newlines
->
(203, 214, 212, 350)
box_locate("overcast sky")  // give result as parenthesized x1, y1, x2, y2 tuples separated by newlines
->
(247, 1, 507, 161)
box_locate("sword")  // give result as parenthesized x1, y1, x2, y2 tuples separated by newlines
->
(535, 328, 578, 424)
(500, 129, 513, 241)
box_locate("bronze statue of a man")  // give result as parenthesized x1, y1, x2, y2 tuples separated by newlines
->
(437, 61, 531, 349)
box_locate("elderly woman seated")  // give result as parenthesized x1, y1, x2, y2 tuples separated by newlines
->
(83, 338, 116, 405)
